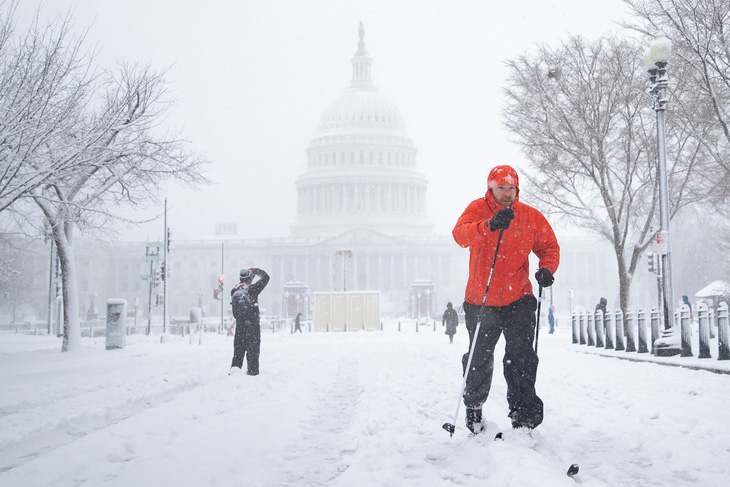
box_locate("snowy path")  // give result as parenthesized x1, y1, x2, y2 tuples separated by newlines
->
(1, 327, 730, 486)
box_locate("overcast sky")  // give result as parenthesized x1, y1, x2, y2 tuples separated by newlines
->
(17, 0, 632, 242)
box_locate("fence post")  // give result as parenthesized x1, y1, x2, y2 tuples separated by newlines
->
(594, 311, 604, 348)
(637, 308, 649, 353)
(698, 302, 711, 359)
(572, 311, 579, 344)
(433, 319, 436, 332)
(625, 309, 636, 352)
(680, 305, 693, 357)
(614, 310, 625, 351)
(604, 310, 614, 350)
(717, 302, 729, 360)
(579, 311, 586, 345)
(586, 311, 594, 346)
(650, 308, 660, 355)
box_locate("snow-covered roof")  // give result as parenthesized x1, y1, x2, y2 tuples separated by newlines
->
(694, 280, 730, 298)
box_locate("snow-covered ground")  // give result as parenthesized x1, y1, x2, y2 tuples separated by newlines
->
(1, 321, 729, 487)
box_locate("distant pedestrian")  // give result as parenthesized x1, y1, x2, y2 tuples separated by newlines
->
(595, 297, 607, 315)
(294, 312, 302, 333)
(682, 295, 693, 320)
(226, 315, 234, 336)
(229, 267, 270, 376)
(442, 302, 459, 344)
(548, 307, 555, 334)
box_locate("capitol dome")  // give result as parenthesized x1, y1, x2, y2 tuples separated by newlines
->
(315, 88, 407, 136)
(290, 23, 433, 239)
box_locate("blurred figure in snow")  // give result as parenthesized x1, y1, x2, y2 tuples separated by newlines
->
(682, 295, 693, 320)
(442, 302, 459, 344)
(294, 312, 302, 333)
(548, 306, 555, 334)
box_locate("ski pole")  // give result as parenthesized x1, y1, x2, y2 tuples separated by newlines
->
(535, 285, 543, 353)
(443, 227, 506, 437)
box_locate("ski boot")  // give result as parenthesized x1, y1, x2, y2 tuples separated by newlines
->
(466, 407, 485, 434)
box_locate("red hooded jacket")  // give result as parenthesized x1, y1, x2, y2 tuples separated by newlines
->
(452, 166, 560, 307)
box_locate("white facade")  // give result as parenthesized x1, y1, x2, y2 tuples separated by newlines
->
(290, 22, 432, 239)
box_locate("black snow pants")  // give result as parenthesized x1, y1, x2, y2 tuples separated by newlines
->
(231, 320, 261, 375)
(462, 295, 543, 426)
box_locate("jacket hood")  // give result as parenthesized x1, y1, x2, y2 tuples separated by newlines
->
(485, 165, 520, 206)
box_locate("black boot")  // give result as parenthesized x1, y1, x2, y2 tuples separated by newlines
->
(509, 409, 541, 430)
(466, 407, 485, 434)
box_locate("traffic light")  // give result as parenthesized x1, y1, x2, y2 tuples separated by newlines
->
(166, 227, 172, 253)
(213, 288, 220, 300)
(160, 262, 166, 281)
(153, 268, 161, 287)
(218, 275, 224, 292)
(647, 252, 656, 274)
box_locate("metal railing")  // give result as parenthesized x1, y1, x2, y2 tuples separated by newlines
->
(571, 303, 730, 361)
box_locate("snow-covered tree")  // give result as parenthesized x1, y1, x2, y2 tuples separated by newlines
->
(622, 0, 730, 203)
(0, 3, 92, 216)
(502, 34, 710, 311)
(0, 2, 209, 351)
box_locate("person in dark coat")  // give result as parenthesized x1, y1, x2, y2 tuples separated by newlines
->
(442, 302, 459, 344)
(595, 297, 607, 315)
(229, 267, 269, 375)
(294, 312, 302, 333)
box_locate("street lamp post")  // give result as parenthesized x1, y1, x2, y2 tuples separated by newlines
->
(335, 250, 353, 292)
(643, 35, 687, 353)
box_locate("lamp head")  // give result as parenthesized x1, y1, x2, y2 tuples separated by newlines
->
(642, 47, 655, 70)
(649, 34, 672, 65)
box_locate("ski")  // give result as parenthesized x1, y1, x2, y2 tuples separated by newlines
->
(490, 429, 579, 478)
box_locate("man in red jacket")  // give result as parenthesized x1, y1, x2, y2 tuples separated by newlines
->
(453, 165, 560, 433)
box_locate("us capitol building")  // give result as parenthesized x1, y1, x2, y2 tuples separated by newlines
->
(70, 24, 469, 323)
(7, 25, 634, 327)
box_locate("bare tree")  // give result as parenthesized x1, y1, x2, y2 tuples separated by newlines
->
(34, 63, 209, 352)
(0, 4, 209, 351)
(502, 34, 710, 311)
(621, 0, 730, 285)
(0, 3, 94, 215)
(622, 0, 730, 202)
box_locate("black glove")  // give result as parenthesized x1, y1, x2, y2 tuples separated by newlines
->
(535, 268, 554, 287)
(488, 208, 514, 232)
